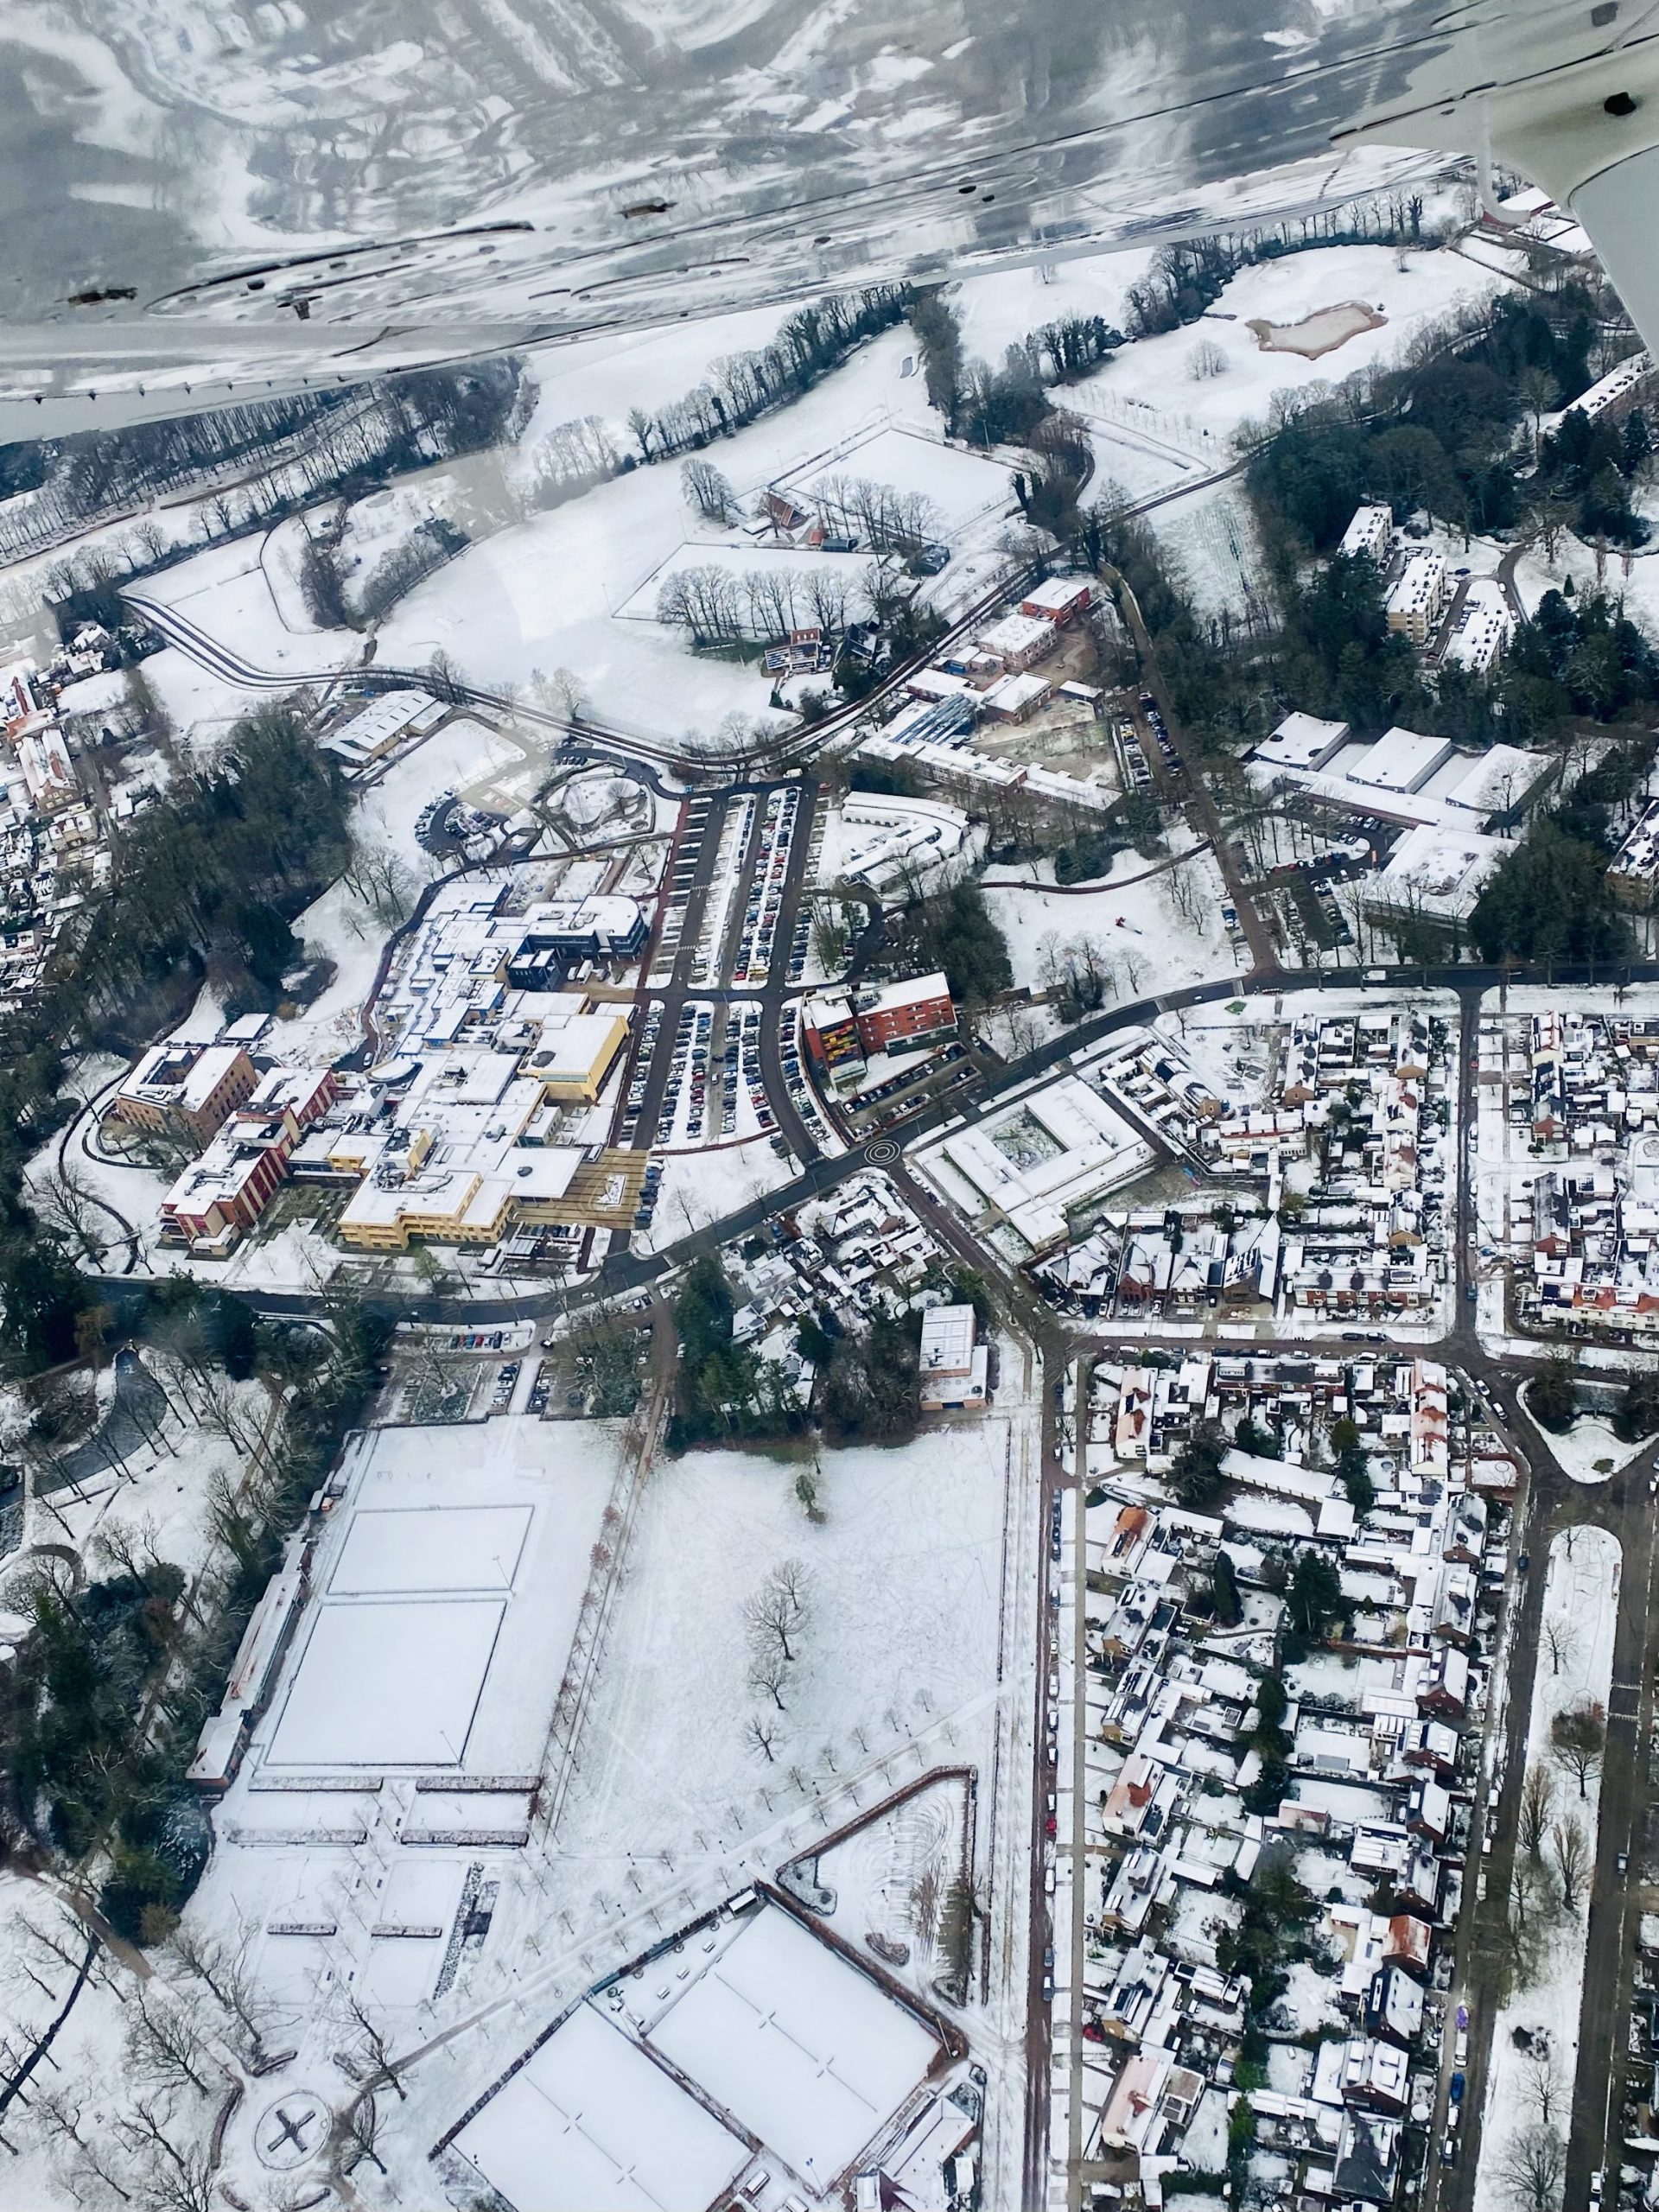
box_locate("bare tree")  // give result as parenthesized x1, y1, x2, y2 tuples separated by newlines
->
(744, 1713, 781, 1763)
(426, 649, 465, 704)
(33, 1163, 112, 1268)
(31, 2082, 138, 2202)
(1518, 2039, 1562, 2126)
(1187, 338, 1229, 380)
(1551, 1701, 1606, 1799)
(167, 1919, 285, 2066)
(1518, 1762, 1555, 1863)
(116, 2101, 216, 2212)
(341, 2091, 386, 2176)
(337, 1993, 408, 2102)
(17, 1904, 108, 1997)
(1498, 2124, 1567, 2212)
(1541, 1615, 1576, 1678)
(531, 664, 589, 723)
(745, 1560, 809, 1662)
(681, 459, 738, 524)
(1550, 1813, 1591, 1911)
(748, 1647, 789, 1713)
(125, 1986, 219, 2099)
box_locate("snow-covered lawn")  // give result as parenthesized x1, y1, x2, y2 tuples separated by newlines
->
(1471, 1524, 1620, 2212)
(982, 845, 1235, 1003)
(1521, 1395, 1648, 1486)
(635, 1137, 798, 1250)
(614, 537, 880, 627)
(1147, 476, 1268, 615)
(779, 423, 1012, 538)
(552, 1420, 1012, 1873)
(1090, 244, 1521, 454)
(131, 532, 364, 749)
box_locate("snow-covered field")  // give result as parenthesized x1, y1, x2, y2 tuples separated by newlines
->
(614, 537, 880, 627)
(982, 844, 1235, 1004)
(1090, 244, 1519, 454)
(1471, 1524, 1620, 2212)
(636, 1136, 797, 1249)
(92, 231, 1529, 770)
(0, 1404, 1035, 2212)
(780, 422, 1012, 537)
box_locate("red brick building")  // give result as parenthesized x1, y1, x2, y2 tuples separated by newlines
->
(854, 972, 955, 1055)
(802, 973, 957, 1086)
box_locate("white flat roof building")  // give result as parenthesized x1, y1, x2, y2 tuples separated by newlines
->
(1254, 712, 1351, 774)
(976, 611, 1057, 669)
(919, 1301, 988, 1411)
(1364, 823, 1507, 923)
(1346, 727, 1457, 797)
(1385, 553, 1449, 645)
(1440, 742, 1551, 820)
(918, 1074, 1153, 1255)
(980, 670, 1052, 721)
(1020, 574, 1095, 620)
(1339, 504, 1394, 562)
(328, 689, 446, 760)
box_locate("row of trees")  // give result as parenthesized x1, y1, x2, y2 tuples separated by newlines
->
(907, 293, 1096, 532)
(682, 455, 944, 563)
(300, 514, 467, 629)
(797, 472, 942, 555)
(656, 557, 873, 646)
(23, 364, 524, 604)
(626, 287, 909, 463)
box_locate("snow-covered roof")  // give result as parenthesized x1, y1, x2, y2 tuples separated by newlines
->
(1254, 712, 1351, 773)
(1346, 727, 1456, 797)
(1366, 823, 1507, 921)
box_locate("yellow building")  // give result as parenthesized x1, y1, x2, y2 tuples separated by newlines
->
(524, 1007, 630, 1103)
(336, 1149, 583, 1251)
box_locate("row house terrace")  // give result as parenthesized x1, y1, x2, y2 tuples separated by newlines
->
(1063, 1401, 1497, 2202)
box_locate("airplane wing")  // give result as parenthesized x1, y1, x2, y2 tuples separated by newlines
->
(0, 0, 1655, 434)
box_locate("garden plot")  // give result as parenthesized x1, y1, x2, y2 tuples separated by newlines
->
(615, 539, 878, 630)
(777, 423, 1013, 541)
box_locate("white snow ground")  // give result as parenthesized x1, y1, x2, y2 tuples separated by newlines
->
(1471, 1525, 1620, 2212)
